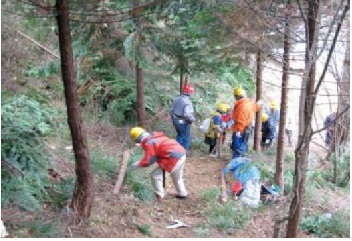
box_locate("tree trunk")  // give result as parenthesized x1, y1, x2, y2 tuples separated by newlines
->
(180, 69, 184, 94)
(253, 50, 262, 151)
(133, 0, 146, 128)
(136, 64, 146, 127)
(333, 11, 350, 183)
(336, 10, 350, 145)
(56, 0, 94, 221)
(286, 0, 319, 237)
(275, 1, 291, 189)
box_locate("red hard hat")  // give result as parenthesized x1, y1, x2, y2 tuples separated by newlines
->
(182, 84, 195, 94)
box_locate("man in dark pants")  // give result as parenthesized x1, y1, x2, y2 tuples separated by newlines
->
(170, 84, 196, 153)
(229, 87, 262, 158)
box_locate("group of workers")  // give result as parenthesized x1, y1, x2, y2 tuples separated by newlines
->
(127, 84, 291, 204)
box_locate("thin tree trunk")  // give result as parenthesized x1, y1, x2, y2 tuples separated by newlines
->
(136, 64, 146, 127)
(275, 1, 291, 189)
(133, 0, 146, 127)
(56, 0, 94, 221)
(180, 69, 184, 94)
(286, 0, 319, 237)
(253, 50, 262, 151)
(336, 10, 350, 145)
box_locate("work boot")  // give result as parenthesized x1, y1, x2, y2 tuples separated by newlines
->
(155, 195, 162, 203)
(175, 195, 187, 200)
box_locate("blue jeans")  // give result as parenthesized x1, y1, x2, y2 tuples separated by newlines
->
(232, 132, 248, 158)
(173, 119, 191, 150)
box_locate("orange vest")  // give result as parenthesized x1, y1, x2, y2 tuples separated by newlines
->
(138, 132, 186, 173)
(232, 98, 260, 133)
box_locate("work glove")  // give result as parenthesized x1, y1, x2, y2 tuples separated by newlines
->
(132, 162, 140, 168)
(256, 99, 263, 105)
(220, 122, 227, 129)
(235, 131, 241, 138)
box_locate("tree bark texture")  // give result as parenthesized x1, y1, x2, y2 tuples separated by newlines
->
(336, 8, 350, 146)
(286, 0, 319, 237)
(275, 2, 291, 189)
(56, 0, 94, 220)
(331, 6, 350, 182)
(253, 50, 262, 151)
(136, 64, 146, 127)
(133, 0, 146, 128)
(180, 69, 184, 94)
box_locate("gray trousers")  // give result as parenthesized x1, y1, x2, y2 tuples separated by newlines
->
(151, 155, 187, 198)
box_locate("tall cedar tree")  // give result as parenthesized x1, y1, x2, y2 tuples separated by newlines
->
(275, 0, 292, 190)
(133, 0, 146, 128)
(56, 0, 94, 220)
(286, 1, 319, 236)
(253, 50, 262, 151)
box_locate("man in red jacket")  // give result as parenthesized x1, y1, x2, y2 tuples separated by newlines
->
(130, 127, 188, 201)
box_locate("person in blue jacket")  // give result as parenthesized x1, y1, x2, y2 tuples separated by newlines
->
(222, 157, 261, 208)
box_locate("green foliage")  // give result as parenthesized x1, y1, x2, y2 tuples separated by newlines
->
(49, 177, 75, 208)
(24, 218, 60, 238)
(217, 65, 255, 96)
(300, 210, 350, 238)
(263, 146, 276, 156)
(284, 151, 295, 163)
(283, 170, 294, 193)
(125, 150, 156, 202)
(206, 201, 251, 232)
(193, 225, 210, 237)
(90, 151, 118, 179)
(1, 95, 58, 210)
(134, 223, 152, 236)
(201, 188, 221, 203)
(26, 61, 60, 78)
(1, 176, 44, 211)
(326, 145, 350, 187)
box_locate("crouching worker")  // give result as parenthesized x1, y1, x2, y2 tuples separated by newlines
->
(222, 157, 261, 208)
(261, 113, 276, 149)
(130, 127, 188, 202)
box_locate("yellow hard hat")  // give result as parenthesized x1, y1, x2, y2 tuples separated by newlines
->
(262, 113, 268, 122)
(216, 103, 229, 113)
(130, 127, 146, 142)
(270, 100, 278, 109)
(233, 87, 245, 97)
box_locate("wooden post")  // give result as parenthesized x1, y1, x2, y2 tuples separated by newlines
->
(113, 150, 131, 194)
(220, 171, 228, 203)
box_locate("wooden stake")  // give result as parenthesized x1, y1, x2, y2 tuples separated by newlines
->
(220, 171, 228, 203)
(113, 150, 131, 194)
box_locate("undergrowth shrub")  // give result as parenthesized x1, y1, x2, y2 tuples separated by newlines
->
(90, 151, 117, 179)
(201, 188, 221, 203)
(49, 177, 75, 208)
(205, 201, 251, 233)
(193, 225, 211, 237)
(16, 218, 60, 238)
(300, 210, 350, 238)
(325, 145, 350, 187)
(125, 149, 155, 202)
(1, 95, 58, 210)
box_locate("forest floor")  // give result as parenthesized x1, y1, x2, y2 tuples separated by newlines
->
(1, 120, 350, 238)
(52, 124, 352, 237)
